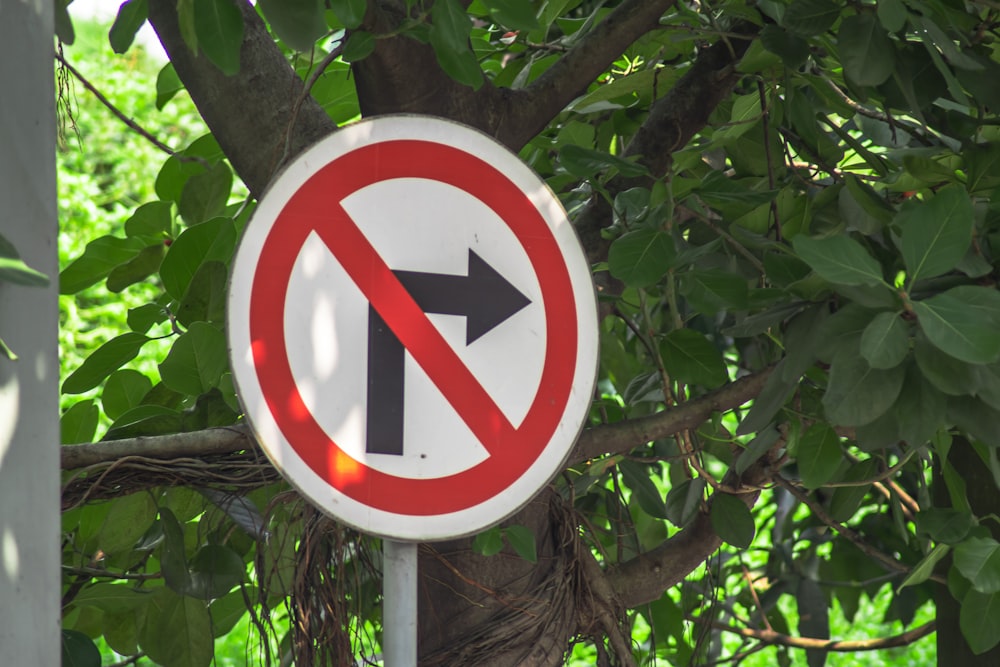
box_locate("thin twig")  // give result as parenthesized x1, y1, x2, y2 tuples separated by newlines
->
(693, 617, 936, 652)
(54, 50, 176, 156)
(775, 478, 946, 585)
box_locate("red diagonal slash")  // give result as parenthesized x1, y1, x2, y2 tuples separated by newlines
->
(312, 202, 517, 452)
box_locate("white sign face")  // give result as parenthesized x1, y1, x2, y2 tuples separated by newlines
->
(228, 115, 598, 541)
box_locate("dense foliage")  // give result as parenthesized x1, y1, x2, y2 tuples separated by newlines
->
(55, 0, 1000, 665)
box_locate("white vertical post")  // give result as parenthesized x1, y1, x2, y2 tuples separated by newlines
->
(0, 0, 60, 663)
(383, 540, 418, 666)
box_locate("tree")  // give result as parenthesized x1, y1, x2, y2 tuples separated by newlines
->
(54, 0, 1000, 665)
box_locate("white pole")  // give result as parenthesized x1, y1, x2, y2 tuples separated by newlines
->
(0, 0, 60, 663)
(383, 540, 418, 666)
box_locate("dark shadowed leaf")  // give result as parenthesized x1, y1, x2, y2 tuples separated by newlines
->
(156, 62, 183, 110)
(330, 0, 368, 28)
(194, 0, 244, 76)
(259, 0, 326, 51)
(710, 493, 755, 548)
(822, 349, 906, 426)
(678, 269, 748, 314)
(484, 0, 540, 31)
(839, 13, 895, 86)
(608, 229, 675, 288)
(914, 286, 1000, 364)
(178, 161, 233, 225)
(559, 144, 649, 179)
(429, 0, 483, 89)
(915, 508, 976, 545)
(782, 0, 839, 36)
(660, 329, 728, 388)
(106, 244, 164, 293)
(665, 478, 706, 528)
(859, 311, 909, 369)
(620, 460, 668, 520)
(139, 587, 213, 667)
(60, 235, 147, 295)
(159, 217, 237, 300)
(897, 186, 974, 284)
(62, 630, 101, 667)
(109, 0, 148, 54)
(792, 234, 885, 287)
(960, 589, 1000, 654)
(504, 525, 538, 563)
(342, 30, 376, 62)
(899, 543, 950, 590)
(797, 423, 842, 489)
(124, 201, 172, 238)
(187, 544, 246, 599)
(914, 333, 979, 396)
(737, 361, 798, 435)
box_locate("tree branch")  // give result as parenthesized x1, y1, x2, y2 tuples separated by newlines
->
(502, 0, 677, 148)
(146, 0, 335, 196)
(61, 424, 253, 470)
(572, 367, 773, 464)
(574, 24, 759, 263)
(605, 447, 776, 609)
(698, 618, 936, 652)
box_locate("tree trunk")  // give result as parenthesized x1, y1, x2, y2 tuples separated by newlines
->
(934, 438, 1000, 666)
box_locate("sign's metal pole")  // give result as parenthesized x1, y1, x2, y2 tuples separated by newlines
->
(383, 540, 418, 666)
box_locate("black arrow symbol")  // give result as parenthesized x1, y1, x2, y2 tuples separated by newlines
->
(366, 250, 531, 456)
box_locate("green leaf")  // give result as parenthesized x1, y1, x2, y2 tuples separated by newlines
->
(893, 365, 946, 446)
(828, 458, 877, 522)
(176, 260, 228, 326)
(472, 526, 504, 556)
(736, 426, 781, 477)
(897, 186, 974, 284)
(483, 0, 539, 31)
(822, 349, 906, 426)
(677, 269, 748, 315)
(665, 477, 706, 528)
(156, 62, 184, 110)
(792, 234, 885, 287)
(899, 543, 950, 590)
(139, 588, 213, 667)
(782, 0, 840, 36)
(159, 322, 228, 396)
(965, 143, 1000, 194)
(330, 0, 368, 29)
(877, 0, 908, 32)
(102, 369, 153, 421)
(61, 400, 99, 445)
(125, 201, 173, 238)
(504, 525, 538, 563)
(96, 493, 157, 555)
(760, 24, 810, 68)
(341, 30, 376, 62)
(797, 423, 842, 489)
(0, 233, 49, 287)
(710, 493, 756, 548)
(429, 0, 483, 89)
(955, 537, 1000, 593)
(106, 244, 165, 293)
(194, 0, 244, 76)
(736, 361, 798, 435)
(187, 544, 246, 599)
(159, 217, 237, 300)
(59, 235, 146, 295)
(914, 333, 979, 396)
(109, 0, 148, 54)
(73, 583, 152, 613)
(158, 507, 191, 594)
(619, 460, 668, 520)
(860, 311, 909, 369)
(178, 161, 233, 225)
(839, 13, 895, 86)
(62, 333, 150, 395)
(607, 229, 675, 288)
(259, 0, 326, 51)
(915, 508, 976, 544)
(947, 397, 1000, 447)
(559, 144, 648, 179)
(914, 286, 1000, 364)
(62, 629, 101, 667)
(960, 589, 1000, 654)
(55, 0, 76, 44)
(660, 329, 728, 388)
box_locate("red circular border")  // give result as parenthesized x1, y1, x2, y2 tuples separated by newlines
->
(249, 140, 578, 515)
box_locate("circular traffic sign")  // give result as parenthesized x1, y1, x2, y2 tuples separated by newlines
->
(228, 115, 597, 540)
